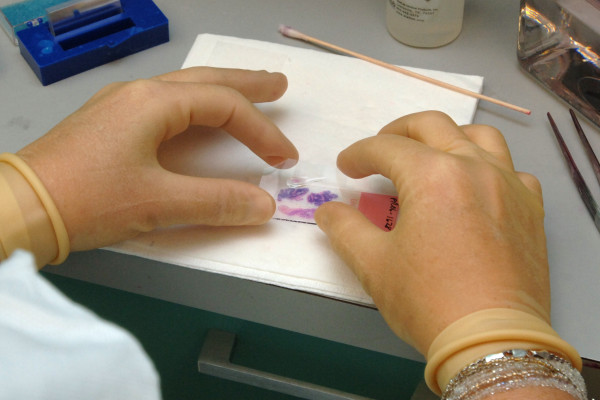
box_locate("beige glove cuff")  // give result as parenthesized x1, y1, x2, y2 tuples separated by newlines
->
(0, 153, 69, 266)
(424, 308, 582, 395)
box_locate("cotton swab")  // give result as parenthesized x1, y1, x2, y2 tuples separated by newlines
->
(278, 25, 532, 116)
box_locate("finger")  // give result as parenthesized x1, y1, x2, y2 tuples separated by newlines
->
(143, 172, 277, 228)
(152, 67, 288, 103)
(461, 124, 515, 170)
(335, 134, 425, 182)
(378, 111, 470, 152)
(130, 80, 298, 167)
(314, 202, 386, 293)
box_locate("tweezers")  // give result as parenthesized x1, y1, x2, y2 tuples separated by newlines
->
(547, 110, 600, 233)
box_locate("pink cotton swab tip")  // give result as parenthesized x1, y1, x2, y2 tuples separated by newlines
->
(278, 25, 305, 40)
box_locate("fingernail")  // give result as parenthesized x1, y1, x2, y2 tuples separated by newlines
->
(274, 158, 298, 169)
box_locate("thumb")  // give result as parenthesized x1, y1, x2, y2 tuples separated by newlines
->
(66, 170, 277, 252)
(315, 201, 386, 293)
(150, 172, 276, 228)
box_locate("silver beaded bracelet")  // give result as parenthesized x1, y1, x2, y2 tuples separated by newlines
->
(441, 349, 587, 400)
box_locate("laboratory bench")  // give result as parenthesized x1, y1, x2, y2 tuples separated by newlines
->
(2, 0, 600, 398)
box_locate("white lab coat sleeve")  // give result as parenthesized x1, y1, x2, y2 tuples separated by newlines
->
(0, 250, 161, 400)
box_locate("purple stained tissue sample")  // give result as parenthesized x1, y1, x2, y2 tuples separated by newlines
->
(277, 188, 309, 201)
(307, 191, 338, 206)
(276, 189, 339, 220)
(278, 205, 316, 219)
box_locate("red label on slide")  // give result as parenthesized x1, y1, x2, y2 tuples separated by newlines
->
(357, 192, 399, 231)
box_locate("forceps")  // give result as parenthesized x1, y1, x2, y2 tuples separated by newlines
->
(547, 109, 600, 233)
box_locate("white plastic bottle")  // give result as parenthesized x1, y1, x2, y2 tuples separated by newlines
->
(385, 0, 465, 48)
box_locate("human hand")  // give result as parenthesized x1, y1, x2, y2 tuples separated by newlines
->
(17, 67, 298, 252)
(315, 111, 550, 356)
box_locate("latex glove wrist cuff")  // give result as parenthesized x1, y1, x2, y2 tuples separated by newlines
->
(424, 308, 583, 396)
(441, 349, 587, 400)
(0, 153, 69, 267)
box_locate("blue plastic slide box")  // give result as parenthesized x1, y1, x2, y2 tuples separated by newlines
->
(15, 0, 169, 85)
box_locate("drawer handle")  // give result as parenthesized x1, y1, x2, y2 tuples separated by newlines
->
(198, 329, 374, 400)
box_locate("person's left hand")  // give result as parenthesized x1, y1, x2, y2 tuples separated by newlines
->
(17, 67, 298, 252)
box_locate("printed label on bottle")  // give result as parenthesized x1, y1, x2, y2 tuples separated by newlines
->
(389, 0, 440, 22)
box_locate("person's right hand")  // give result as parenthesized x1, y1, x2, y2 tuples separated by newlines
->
(315, 111, 550, 356)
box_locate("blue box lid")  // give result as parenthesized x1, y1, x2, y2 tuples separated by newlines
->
(14, 0, 169, 85)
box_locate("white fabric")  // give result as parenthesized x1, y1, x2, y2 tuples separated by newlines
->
(0, 250, 161, 400)
(108, 34, 484, 306)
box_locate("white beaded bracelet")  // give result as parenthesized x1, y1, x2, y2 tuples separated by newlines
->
(442, 349, 587, 400)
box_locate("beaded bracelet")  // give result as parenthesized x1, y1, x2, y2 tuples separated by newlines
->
(442, 349, 587, 400)
(425, 308, 583, 394)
